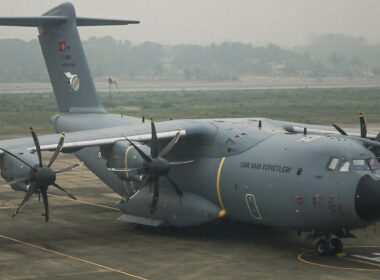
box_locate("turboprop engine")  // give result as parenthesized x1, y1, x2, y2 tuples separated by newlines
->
(104, 121, 192, 212)
(103, 140, 147, 183)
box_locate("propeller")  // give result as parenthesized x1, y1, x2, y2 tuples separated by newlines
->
(120, 120, 192, 213)
(332, 112, 367, 138)
(1, 127, 82, 222)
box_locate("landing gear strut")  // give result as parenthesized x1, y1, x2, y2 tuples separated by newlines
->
(315, 238, 343, 256)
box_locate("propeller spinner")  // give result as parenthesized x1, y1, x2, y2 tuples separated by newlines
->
(1, 127, 82, 222)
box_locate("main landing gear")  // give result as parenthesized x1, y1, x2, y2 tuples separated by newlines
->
(315, 238, 343, 256)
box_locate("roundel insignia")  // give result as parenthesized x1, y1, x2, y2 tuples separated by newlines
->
(64, 72, 80, 93)
(71, 75, 80, 92)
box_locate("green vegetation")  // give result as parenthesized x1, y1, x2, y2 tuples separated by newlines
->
(1, 87, 380, 133)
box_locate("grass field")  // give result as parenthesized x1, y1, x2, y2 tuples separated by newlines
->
(1, 87, 380, 133)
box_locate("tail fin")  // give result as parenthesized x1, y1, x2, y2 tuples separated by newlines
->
(0, 3, 139, 113)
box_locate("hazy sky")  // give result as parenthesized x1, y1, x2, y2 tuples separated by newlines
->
(0, 0, 379, 47)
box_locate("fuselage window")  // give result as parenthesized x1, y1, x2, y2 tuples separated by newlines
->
(339, 160, 350, 172)
(352, 159, 368, 170)
(328, 158, 340, 170)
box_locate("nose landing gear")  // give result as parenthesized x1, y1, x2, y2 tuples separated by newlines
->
(316, 238, 343, 256)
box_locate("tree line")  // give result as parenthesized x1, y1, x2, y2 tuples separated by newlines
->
(0, 33, 379, 83)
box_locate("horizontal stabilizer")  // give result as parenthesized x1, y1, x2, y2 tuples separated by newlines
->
(77, 17, 139, 26)
(0, 16, 139, 27)
(0, 16, 67, 27)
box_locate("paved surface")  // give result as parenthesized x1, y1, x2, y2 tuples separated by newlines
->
(1, 77, 380, 94)
(0, 153, 380, 280)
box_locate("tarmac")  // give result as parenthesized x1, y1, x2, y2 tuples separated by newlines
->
(0, 153, 380, 280)
(1, 76, 380, 94)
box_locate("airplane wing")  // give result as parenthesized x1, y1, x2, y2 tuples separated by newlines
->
(272, 120, 379, 139)
(33, 129, 186, 152)
(210, 117, 380, 139)
(0, 119, 215, 154)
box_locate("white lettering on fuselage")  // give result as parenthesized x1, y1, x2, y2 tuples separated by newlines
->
(240, 161, 292, 174)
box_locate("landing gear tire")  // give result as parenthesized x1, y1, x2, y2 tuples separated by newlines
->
(329, 238, 343, 255)
(316, 239, 330, 256)
(315, 238, 343, 256)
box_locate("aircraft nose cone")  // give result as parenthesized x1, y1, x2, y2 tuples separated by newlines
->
(355, 175, 380, 221)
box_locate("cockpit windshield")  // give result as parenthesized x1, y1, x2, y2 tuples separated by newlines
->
(352, 159, 368, 170)
(367, 158, 380, 170)
(351, 158, 380, 171)
(328, 157, 380, 172)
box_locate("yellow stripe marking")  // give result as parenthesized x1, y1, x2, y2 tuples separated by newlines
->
(125, 145, 135, 179)
(216, 157, 226, 210)
(0, 196, 119, 211)
(48, 194, 119, 211)
(297, 251, 380, 272)
(0, 234, 148, 279)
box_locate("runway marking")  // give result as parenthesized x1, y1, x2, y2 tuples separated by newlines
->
(345, 256, 380, 268)
(0, 192, 120, 211)
(48, 194, 120, 211)
(58, 178, 101, 182)
(297, 250, 380, 272)
(0, 234, 148, 280)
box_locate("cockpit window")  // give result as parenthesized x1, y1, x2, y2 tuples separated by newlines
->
(352, 159, 368, 170)
(328, 157, 380, 172)
(327, 158, 340, 170)
(352, 158, 380, 171)
(368, 158, 380, 170)
(339, 160, 350, 172)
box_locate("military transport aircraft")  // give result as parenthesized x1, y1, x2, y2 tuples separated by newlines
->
(0, 2, 379, 257)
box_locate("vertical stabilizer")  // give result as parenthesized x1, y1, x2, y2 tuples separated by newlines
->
(0, 2, 139, 113)
(38, 3, 102, 113)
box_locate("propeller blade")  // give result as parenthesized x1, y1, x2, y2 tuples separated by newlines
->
(166, 175, 183, 197)
(52, 183, 76, 200)
(40, 187, 49, 222)
(150, 176, 159, 213)
(151, 120, 158, 158)
(108, 167, 147, 173)
(30, 127, 43, 167)
(359, 112, 367, 138)
(125, 138, 152, 163)
(376, 132, 380, 142)
(12, 183, 35, 218)
(47, 132, 65, 167)
(332, 124, 348, 136)
(159, 130, 181, 158)
(55, 162, 83, 174)
(0, 148, 34, 170)
(169, 160, 194, 166)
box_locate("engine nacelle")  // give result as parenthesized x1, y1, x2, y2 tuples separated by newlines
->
(0, 153, 33, 191)
(102, 141, 149, 182)
(118, 187, 222, 227)
(0, 153, 32, 181)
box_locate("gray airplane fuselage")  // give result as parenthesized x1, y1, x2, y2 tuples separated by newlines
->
(53, 113, 377, 234)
